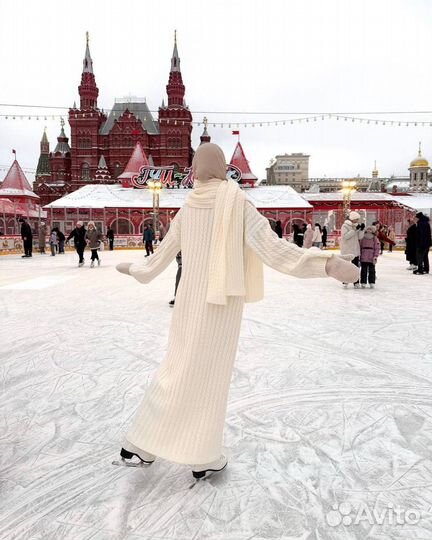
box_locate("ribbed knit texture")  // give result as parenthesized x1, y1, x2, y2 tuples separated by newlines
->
(126, 201, 333, 465)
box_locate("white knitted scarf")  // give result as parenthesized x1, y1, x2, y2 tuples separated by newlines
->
(187, 179, 264, 305)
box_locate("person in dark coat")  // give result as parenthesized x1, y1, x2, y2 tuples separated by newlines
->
(66, 221, 87, 266)
(56, 228, 66, 254)
(275, 220, 283, 239)
(143, 224, 155, 257)
(322, 226, 328, 248)
(106, 227, 115, 250)
(413, 212, 431, 275)
(19, 218, 33, 258)
(292, 224, 304, 247)
(405, 218, 417, 270)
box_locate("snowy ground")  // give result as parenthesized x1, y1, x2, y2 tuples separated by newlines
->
(1, 248, 432, 540)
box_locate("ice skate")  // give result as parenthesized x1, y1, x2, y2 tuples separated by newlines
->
(370, 284, 375, 288)
(112, 441, 156, 468)
(78, 261, 84, 267)
(97, 259, 101, 266)
(354, 283, 360, 289)
(342, 283, 348, 289)
(361, 284, 366, 289)
(90, 261, 95, 268)
(169, 299, 175, 307)
(191, 454, 228, 480)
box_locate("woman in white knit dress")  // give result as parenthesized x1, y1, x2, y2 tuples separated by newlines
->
(116, 143, 357, 478)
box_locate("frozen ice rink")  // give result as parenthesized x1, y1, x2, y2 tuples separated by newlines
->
(1, 249, 432, 540)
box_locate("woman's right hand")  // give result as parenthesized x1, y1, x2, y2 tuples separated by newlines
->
(326, 255, 359, 283)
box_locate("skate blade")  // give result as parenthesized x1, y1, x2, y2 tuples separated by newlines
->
(188, 470, 221, 489)
(112, 459, 148, 468)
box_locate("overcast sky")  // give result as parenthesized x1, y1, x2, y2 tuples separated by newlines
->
(1, 0, 432, 184)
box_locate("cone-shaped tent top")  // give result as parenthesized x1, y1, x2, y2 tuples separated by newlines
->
(118, 141, 149, 187)
(229, 142, 257, 186)
(0, 159, 39, 199)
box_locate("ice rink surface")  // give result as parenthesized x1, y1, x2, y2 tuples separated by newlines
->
(1, 249, 431, 540)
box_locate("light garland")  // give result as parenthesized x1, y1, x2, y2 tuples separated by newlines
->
(1, 111, 432, 128)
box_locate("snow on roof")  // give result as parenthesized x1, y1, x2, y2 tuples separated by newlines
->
(303, 192, 402, 202)
(44, 184, 312, 210)
(391, 194, 432, 210)
(0, 160, 39, 199)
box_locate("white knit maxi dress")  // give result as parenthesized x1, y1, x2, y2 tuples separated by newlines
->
(126, 201, 331, 465)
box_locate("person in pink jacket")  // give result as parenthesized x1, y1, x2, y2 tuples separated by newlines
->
(359, 225, 380, 288)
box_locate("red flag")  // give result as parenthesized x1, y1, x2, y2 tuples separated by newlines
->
(232, 130, 240, 135)
(12, 149, 16, 154)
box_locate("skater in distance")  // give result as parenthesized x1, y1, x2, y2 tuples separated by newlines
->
(116, 142, 358, 481)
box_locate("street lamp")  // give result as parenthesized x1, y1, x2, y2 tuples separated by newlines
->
(342, 179, 356, 217)
(148, 179, 162, 238)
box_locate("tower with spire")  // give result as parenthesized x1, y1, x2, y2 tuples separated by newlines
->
(200, 117, 211, 145)
(408, 142, 429, 191)
(35, 128, 51, 183)
(50, 119, 72, 185)
(68, 32, 107, 190)
(158, 30, 193, 168)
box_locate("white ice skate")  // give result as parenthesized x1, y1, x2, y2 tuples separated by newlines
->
(191, 454, 228, 480)
(90, 261, 95, 268)
(370, 284, 375, 289)
(361, 284, 366, 288)
(112, 441, 156, 468)
(354, 283, 360, 289)
(97, 259, 101, 266)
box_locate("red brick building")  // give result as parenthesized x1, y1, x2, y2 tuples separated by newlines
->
(34, 33, 193, 205)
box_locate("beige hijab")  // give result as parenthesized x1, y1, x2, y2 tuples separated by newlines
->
(186, 143, 264, 305)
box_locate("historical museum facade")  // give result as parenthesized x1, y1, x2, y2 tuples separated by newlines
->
(34, 33, 193, 206)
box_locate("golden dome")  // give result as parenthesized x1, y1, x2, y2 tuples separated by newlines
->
(410, 143, 429, 168)
(410, 156, 429, 168)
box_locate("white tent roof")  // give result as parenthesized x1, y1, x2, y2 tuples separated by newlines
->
(44, 184, 312, 210)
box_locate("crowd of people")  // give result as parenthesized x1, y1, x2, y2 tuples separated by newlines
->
(17, 211, 431, 280)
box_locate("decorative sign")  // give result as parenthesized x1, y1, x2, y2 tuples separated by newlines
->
(130, 164, 242, 189)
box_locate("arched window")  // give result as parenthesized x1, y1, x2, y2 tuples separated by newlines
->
(81, 162, 90, 180)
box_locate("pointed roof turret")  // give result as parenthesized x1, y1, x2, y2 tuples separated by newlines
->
(0, 158, 39, 199)
(171, 30, 181, 72)
(78, 32, 99, 109)
(200, 117, 211, 145)
(36, 128, 51, 178)
(118, 141, 149, 185)
(98, 155, 107, 169)
(41, 128, 49, 145)
(372, 160, 379, 178)
(229, 142, 257, 185)
(95, 154, 111, 181)
(53, 119, 71, 155)
(166, 31, 185, 107)
(83, 31, 93, 73)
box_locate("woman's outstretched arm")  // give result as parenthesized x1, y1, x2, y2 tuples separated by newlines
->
(244, 202, 357, 282)
(116, 210, 182, 284)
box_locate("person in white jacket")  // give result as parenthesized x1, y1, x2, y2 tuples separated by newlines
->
(116, 143, 359, 480)
(340, 211, 365, 288)
(312, 224, 323, 248)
